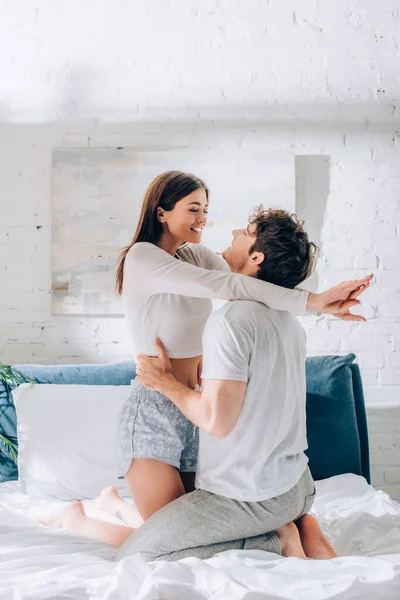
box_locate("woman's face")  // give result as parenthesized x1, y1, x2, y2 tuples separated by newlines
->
(159, 188, 208, 244)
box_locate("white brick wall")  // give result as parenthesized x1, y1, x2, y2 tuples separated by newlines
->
(0, 1, 399, 498)
(367, 405, 400, 500)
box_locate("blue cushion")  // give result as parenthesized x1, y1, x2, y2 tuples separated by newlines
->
(305, 353, 364, 481)
(349, 363, 370, 483)
(12, 361, 136, 386)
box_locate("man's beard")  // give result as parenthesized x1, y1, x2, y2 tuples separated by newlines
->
(223, 250, 247, 274)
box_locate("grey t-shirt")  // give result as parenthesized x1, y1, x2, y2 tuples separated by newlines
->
(196, 300, 309, 502)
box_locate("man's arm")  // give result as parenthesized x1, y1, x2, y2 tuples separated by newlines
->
(136, 340, 247, 439)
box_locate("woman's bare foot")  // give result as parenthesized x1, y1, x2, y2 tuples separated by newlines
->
(91, 486, 122, 516)
(38, 501, 135, 546)
(276, 522, 307, 558)
(296, 514, 338, 559)
(38, 501, 86, 531)
(89, 486, 141, 528)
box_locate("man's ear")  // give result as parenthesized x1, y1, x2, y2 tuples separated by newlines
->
(249, 251, 264, 266)
(157, 207, 166, 223)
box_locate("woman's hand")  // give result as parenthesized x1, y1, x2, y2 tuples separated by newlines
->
(307, 274, 373, 322)
(136, 338, 173, 391)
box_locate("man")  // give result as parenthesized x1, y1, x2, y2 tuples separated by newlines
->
(116, 208, 370, 562)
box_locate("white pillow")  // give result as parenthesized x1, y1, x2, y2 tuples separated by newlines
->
(12, 383, 132, 501)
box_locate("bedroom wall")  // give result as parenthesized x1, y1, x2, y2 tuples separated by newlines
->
(0, 1, 399, 499)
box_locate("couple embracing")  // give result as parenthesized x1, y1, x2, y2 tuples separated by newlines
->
(43, 171, 371, 561)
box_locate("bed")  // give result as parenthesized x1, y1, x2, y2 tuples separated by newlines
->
(0, 356, 400, 600)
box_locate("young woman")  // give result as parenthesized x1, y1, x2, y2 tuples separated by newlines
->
(41, 170, 371, 547)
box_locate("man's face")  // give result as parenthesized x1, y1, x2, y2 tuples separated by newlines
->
(222, 222, 259, 274)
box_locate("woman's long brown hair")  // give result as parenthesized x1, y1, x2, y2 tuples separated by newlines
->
(116, 170, 208, 295)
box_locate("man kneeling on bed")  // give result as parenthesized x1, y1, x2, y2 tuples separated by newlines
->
(42, 209, 368, 560)
(118, 208, 368, 562)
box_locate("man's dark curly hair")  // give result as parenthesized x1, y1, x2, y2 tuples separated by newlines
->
(249, 206, 318, 289)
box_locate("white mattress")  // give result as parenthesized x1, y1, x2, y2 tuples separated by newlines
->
(0, 474, 400, 600)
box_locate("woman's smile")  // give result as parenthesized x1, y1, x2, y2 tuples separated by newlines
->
(190, 226, 203, 234)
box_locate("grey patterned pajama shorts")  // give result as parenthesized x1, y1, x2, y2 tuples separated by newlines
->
(116, 381, 199, 478)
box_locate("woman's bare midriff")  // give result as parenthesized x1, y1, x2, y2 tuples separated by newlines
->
(170, 355, 202, 390)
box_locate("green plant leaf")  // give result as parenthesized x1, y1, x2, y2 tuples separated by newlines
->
(0, 434, 18, 464)
(0, 364, 35, 389)
(0, 363, 35, 464)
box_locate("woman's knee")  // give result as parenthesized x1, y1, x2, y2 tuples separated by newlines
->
(125, 458, 185, 520)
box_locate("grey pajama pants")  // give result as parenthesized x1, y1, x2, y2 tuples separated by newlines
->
(116, 467, 315, 562)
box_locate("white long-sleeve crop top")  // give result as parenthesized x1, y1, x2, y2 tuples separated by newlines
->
(122, 242, 309, 359)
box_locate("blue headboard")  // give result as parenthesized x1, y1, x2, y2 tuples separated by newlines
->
(305, 354, 370, 483)
(0, 354, 370, 484)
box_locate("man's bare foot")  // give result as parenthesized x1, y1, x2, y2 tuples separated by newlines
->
(276, 522, 307, 559)
(296, 514, 338, 559)
(38, 501, 86, 530)
(90, 486, 122, 516)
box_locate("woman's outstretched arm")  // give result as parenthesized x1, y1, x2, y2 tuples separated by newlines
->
(125, 243, 372, 320)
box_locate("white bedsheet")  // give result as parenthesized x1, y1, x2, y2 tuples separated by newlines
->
(0, 474, 399, 600)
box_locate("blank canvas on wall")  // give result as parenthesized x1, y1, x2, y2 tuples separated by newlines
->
(52, 148, 142, 315)
(51, 147, 294, 315)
